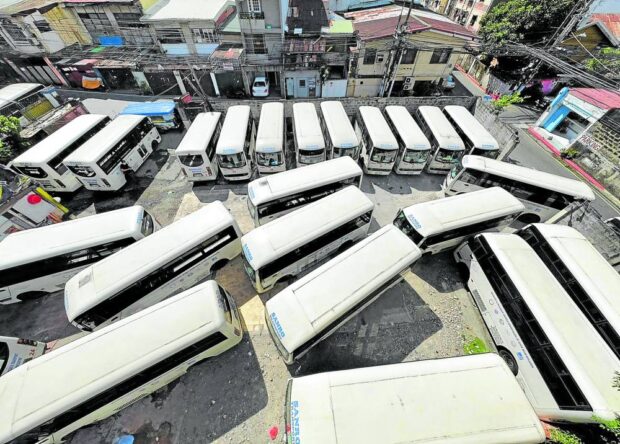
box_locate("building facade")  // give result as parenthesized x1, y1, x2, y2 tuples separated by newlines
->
(347, 7, 476, 97)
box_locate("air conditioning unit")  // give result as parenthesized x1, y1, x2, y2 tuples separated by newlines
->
(403, 76, 414, 90)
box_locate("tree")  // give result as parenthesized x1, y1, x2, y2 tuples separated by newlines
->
(491, 91, 524, 112)
(583, 47, 620, 78)
(0, 115, 22, 161)
(479, 0, 579, 45)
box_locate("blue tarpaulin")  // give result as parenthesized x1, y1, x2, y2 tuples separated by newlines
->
(120, 101, 176, 116)
(98, 35, 124, 46)
(543, 105, 571, 132)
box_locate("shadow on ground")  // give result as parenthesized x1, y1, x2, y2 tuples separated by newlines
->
(291, 278, 442, 376)
(70, 337, 268, 444)
(0, 291, 78, 341)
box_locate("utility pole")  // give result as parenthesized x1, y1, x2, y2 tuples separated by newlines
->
(380, 0, 415, 97)
(187, 63, 213, 112)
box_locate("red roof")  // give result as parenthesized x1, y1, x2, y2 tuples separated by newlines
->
(418, 16, 476, 38)
(352, 9, 476, 41)
(354, 16, 428, 40)
(588, 13, 620, 39)
(570, 88, 620, 110)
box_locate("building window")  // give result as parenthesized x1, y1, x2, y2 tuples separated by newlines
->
(469, 15, 478, 26)
(363, 48, 376, 64)
(114, 13, 147, 28)
(430, 48, 452, 64)
(156, 28, 184, 44)
(34, 20, 51, 33)
(192, 28, 217, 43)
(401, 49, 417, 64)
(78, 12, 112, 28)
(245, 33, 266, 54)
(0, 18, 30, 43)
(247, 0, 262, 13)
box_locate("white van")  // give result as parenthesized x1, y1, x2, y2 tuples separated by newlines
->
(241, 186, 373, 293)
(175, 112, 221, 181)
(286, 353, 546, 444)
(265, 224, 422, 364)
(393, 187, 524, 254)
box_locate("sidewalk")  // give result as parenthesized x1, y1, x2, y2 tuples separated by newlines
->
(527, 126, 620, 210)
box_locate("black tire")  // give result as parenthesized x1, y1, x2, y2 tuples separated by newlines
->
(17, 291, 48, 302)
(277, 275, 294, 287)
(498, 348, 519, 376)
(456, 263, 470, 285)
(338, 241, 354, 253)
(516, 213, 541, 224)
(151, 139, 160, 151)
(210, 259, 229, 273)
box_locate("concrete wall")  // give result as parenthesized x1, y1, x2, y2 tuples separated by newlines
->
(473, 99, 519, 159)
(204, 95, 477, 118)
(571, 111, 620, 200)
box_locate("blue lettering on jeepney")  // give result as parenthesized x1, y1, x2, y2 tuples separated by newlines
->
(290, 400, 301, 444)
(270, 312, 286, 338)
(408, 216, 422, 230)
(8, 354, 22, 371)
(341, 143, 353, 148)
(517, 351, 524, 360)
(242, 244, 253, 261)
(223, 148, 237, 154)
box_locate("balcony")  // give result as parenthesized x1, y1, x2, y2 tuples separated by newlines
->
(238, 11, 265, 30)
(239, 11, 265, 20)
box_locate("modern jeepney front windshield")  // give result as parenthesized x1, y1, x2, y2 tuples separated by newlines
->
(449, 159, 465, 180)
(218, 153, 246, 169)
(402, 149, 430, 164)
(370, 147, 398, 164)
(256, 152, 283, 167)
(471, 147, 499, 159)
(299, 149, 324, 164)
(393, 209, 424, 245)
(333, 146, 357, 159)
(435, 148, 464, 165)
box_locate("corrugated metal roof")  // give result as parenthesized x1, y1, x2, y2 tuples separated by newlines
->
(120, 101, 176, 116)
(417, 15, 476, 38)
(588, 13, 620, 40)
(570, 88, 620, 110)
(351, 6, 475, 40)
(354, 15, 428, 40)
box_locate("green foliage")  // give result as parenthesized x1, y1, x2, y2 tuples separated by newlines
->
(593, 416, 620, 437)
(0, 139, 13, 159)
(0, 115, 20, 160)
(463, 336, 489, 355)
(550, 428, 583, 444)
(479, 0, 579, 45)
(491, 92, 524, 111)
(583, 47, 620, 76)
(0, 115, 20, 136)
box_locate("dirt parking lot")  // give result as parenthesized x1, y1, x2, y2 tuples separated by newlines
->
(1, 138, 493, 444)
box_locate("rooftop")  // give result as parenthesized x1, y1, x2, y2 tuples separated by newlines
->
(586, 13, 620, 40)
(350, 5, 476, 40)
(142, 0, 231, 22)
(354, 15, 427, 40)
(0, 0, 58, 14)
(286, 0, 328, 34)
(570, 88, 620, 110)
